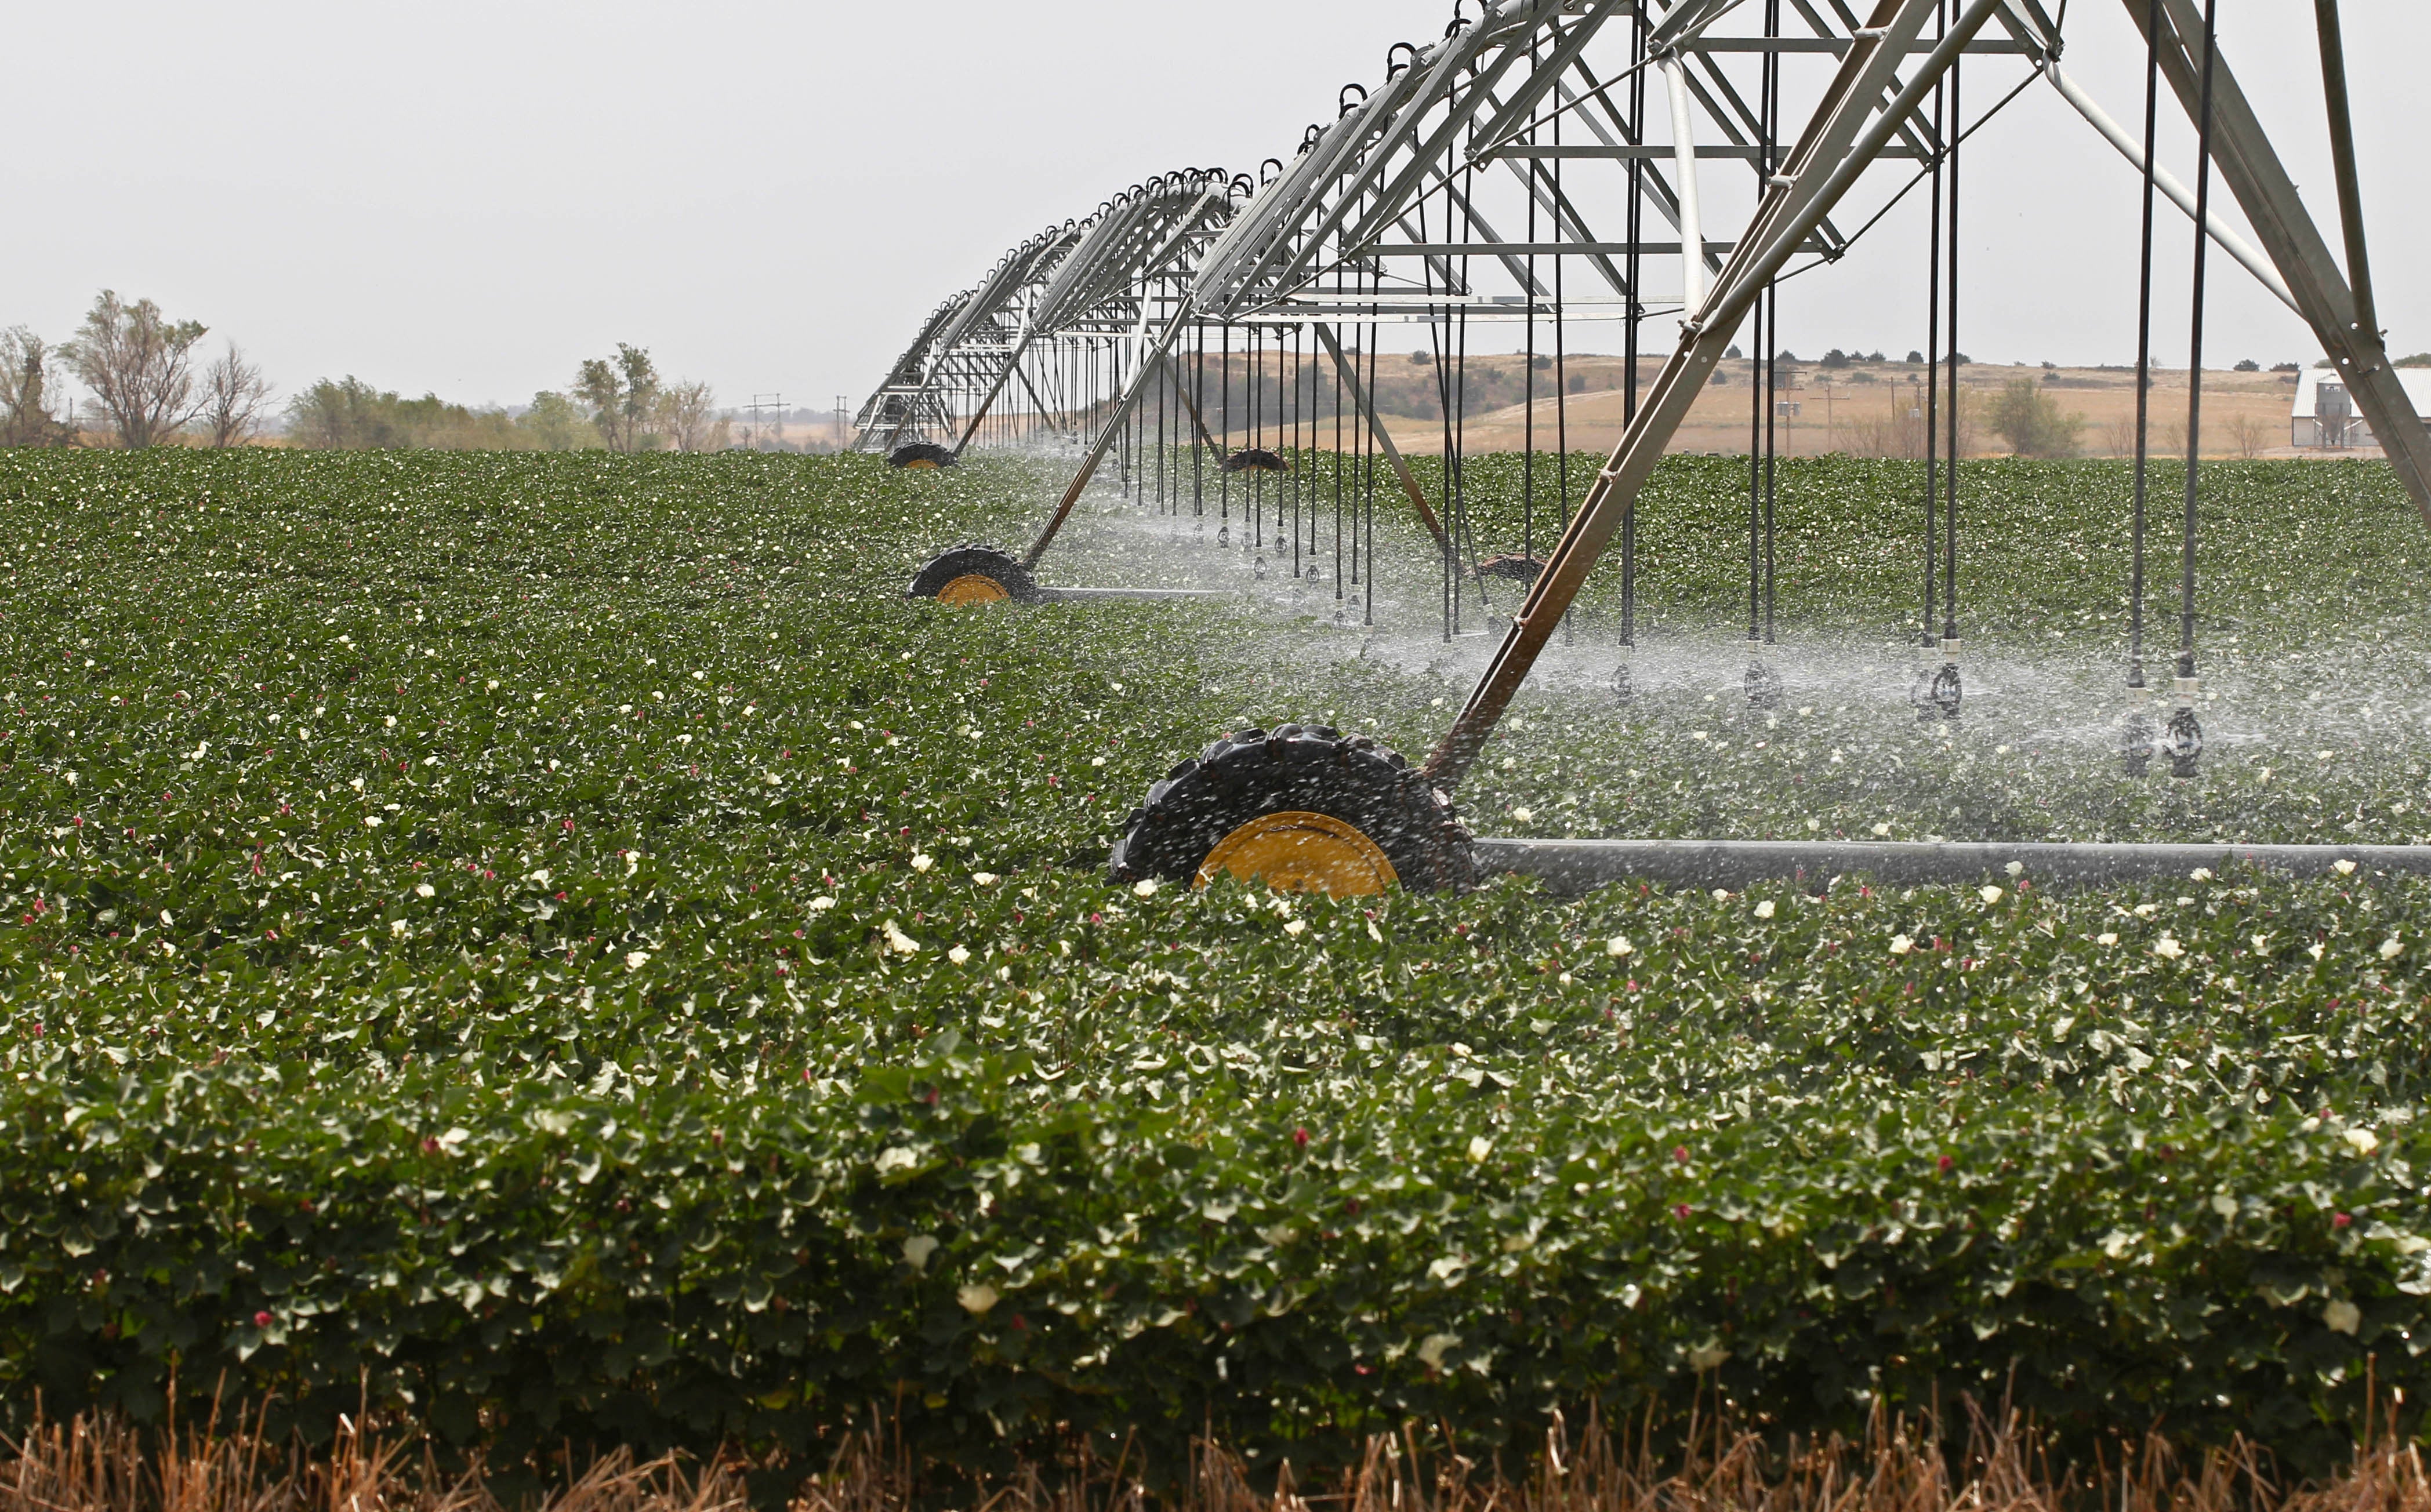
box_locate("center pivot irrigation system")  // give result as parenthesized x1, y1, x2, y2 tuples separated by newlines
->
(856, 0, 2431, 896)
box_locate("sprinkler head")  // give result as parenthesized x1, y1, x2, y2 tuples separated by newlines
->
(1610, 662, 1635, 704)
(1929, 663, 1963, 722)
(1744, 660, 1783, 710)
(1254, 556, 1267, 581)
(2164, 706, 2203, 779)
(1218, 525, 1231, 548)
(2120, 708, 2156, 776)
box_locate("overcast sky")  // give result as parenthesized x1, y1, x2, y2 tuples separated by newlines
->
(5, 2, 2420, 417)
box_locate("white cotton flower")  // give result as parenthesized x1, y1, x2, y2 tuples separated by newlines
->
(2334, 859, 2358, 876)
(973, 873, 1000, 886)
(1889, 935, 1914, 956)
(1606, 936, 1634, 957)
(2153, 936, 2185, 960)
(416, 882, 435, 898)
(624, 950, 651, 971)
(2189, 867, 2214, 882)
(1091, 755, 1106, 767)
(1283, 918, 1307, 936)
(901, 1235, 939, 1272)
(1511, 806, 1534, 823)
(1872, 822, 1891, 837)
(1979, 885, 2004, 906)
(1754, 900, 1776, 919)
(383, 715, 396, 728)
(948, 944, 970, 965)
(161, 910, 175, 926)
(364, 815, 383, 828)
(389, 919, 409, 937)
(1133, 879, 1159, 899)
(957, 1284, 999, 1315)
(883, 919, 922, 955)
(910, 853, 933, 873)
(2381, 937, 2405, 961)
(2324, 1299, 2361, 1336)
(1467, 1136, 1493, 1163)
(2097, 932, 2120, 947)
(2345, 1127, 2381, 1155)
(810, 896, 836, 911)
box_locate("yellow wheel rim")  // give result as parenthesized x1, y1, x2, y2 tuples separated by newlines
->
(936, 573, 1011, 605)
(901, 458, 940, 470)
(1195, 810, 1398, 896)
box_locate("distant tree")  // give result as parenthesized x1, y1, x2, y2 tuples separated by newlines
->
(1820, 348, 1851, 368)
(2232, 358, 2261, 373)
(1725, 345, 1743, 359)
(515, 391, 596, 451)
(2041, 360, 2058, 370)
(2271, 361, 2302, 373)
(287, 377, 405, 449)
(1904, 349, 1924, 364)
(575, 344, 662, 451)
(0, 328, 75, 446)
(61, 290, 208, 448)
(2393, 353, 2431, 368)
(1865, 351, 1885, 363)
(1568, 374, 1586, 393)
(1529, 354, 1552, 370)
(1986, 379, 2084, 457)
(1407, 350, 1430, 365)
(656, 380, 728, 452)
(199, 343, 274, 448)
(1777, 350, 1801, 364)
(2225, 410, 2273, 457)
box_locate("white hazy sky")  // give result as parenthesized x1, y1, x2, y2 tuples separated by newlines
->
(5, 2, 2420, 416)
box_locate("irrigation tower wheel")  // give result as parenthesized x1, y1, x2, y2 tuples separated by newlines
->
(1110, 724, 1472, 895)
(888, 442, 956, 470)
(1222, 448, 1290, 474)
(1476, 553, 1546, 584)
(907, 544, 1038, 604)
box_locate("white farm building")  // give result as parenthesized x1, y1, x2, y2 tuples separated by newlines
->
(2290, 365, 2431, 449)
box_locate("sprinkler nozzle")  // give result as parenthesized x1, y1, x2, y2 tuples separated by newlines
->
(2164, 706, 2203, 778)
(1744, 660, 1782, 710)
(2121, 707, 2156, 776)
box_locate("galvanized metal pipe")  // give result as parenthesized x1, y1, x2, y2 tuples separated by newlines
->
(2046, 64, 2296, 314)
(1478, 838, 2431, 893)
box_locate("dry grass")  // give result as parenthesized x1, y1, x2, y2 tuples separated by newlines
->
(0, 1398, 748, 1512)
(6, 1398, 2428, 1512)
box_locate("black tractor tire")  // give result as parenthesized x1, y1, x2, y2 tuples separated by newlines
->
(906, 544, 1039, 603)
(1109, 724, 1473, 892)
(888, 442, 956, 469)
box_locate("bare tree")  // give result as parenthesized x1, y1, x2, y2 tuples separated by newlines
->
(199, 343, 274, 448)
(0, 328, 75, 446)
(2225, 410, 2273, 459)
(61, 290, 208, 448)
(656, 379, 727, 452)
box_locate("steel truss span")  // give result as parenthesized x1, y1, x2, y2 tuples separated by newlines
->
(854, 0, 2429, 895)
